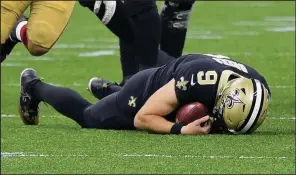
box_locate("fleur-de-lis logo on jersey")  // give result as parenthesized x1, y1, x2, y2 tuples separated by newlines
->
(128, 96, 137, 108)
(176, 76, 189, 91)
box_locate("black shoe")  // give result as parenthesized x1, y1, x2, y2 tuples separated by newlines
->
(87, 77, 122, 100)
(18, 68, 41, 125)
(0, 39, 17, 63)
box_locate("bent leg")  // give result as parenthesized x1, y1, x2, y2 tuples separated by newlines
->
(26, 1, 75, 56)
(0, 1, 30, 44)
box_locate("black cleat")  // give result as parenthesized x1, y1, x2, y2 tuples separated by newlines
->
(0, 39, 17, 63)
(87, 77, 113, 100)
(18, 68, 41, 125)
(87, 77, 122, 100)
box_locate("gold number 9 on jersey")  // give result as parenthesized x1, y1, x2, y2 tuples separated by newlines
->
(197, 71, 218, 85)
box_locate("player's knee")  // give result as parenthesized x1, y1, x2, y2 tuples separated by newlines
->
(27, 25, 56, 56)
(161, 1, 195, 29)
(27, 43, 50, 56)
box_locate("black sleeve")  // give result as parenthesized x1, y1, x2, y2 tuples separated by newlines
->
(173, 61, 219, 107)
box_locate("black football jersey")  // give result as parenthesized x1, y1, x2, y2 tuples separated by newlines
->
(144, 54, 270, 117)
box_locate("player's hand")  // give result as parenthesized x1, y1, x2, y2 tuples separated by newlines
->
(181, 115, 211, 135)
(93, 0, 117, 25)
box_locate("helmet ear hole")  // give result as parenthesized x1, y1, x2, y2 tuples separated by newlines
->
(228, 74, 239, 81)
(241, 88, 246, 95)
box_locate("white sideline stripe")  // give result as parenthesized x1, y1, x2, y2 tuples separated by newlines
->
(121, 154, 287, 160)
(1, 152, 88, 158)
(1, 114, 295, 120)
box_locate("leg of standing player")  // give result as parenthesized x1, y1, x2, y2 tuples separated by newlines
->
(18, 1, 75, 56)
(0, 1, 30, 43)
(78, 0, 135, 44)
(1, 1, 75, 61)
(160, 0, 195, 58)
(0, 1, 31, 62)
(119, 1, 161, 83)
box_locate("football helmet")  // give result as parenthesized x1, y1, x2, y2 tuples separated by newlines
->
(213, 77, 270, 134)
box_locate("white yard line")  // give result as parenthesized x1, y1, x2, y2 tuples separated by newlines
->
(232, 21, 293, 27)
(1, 63, 28, 67)
(81, 38, 118, 43)
(1, 152, 88, 158)
(1, 114, 295, 120)
(1, 152, 288, 160)
(264, 16, 295, 22)
(53, 44, 119, 49)
(266, 27, 295, 32)
(187, 35, 223, 40)
(78, 50, 115, 57)
(1, 114, 60, 118)
(270, 85, 295, 89)
(7, 57, 55, 61)
(4, 82, 84, 87)
(121, 154, 288, 160)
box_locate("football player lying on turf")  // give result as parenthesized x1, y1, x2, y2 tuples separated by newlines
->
(18, 53, 271, 135)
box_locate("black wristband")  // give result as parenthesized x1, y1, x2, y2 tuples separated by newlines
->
(170, 123, 183, 135)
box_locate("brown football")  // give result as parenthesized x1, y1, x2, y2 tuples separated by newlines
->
(176, 102, 209, 125)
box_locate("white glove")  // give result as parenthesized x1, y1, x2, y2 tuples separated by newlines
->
(93, 0, 117, 25)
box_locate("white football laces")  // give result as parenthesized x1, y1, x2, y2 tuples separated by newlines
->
(93, 0, 117, 25)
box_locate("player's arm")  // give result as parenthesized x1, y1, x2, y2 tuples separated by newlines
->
(134, 79, 210, 135)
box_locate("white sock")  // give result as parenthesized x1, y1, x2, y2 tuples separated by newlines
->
(15, 21, 28, 42)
